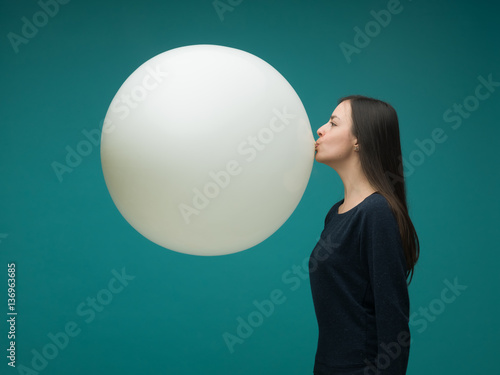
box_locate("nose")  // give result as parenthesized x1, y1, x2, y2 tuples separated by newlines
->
(317, 125, 324, 137)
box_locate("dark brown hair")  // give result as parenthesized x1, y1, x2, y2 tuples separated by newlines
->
(339, 95, 419, 284)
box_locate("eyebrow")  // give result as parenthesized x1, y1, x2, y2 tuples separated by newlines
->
(330, 115, 340, 121)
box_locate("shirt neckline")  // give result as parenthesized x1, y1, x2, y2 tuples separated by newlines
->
(336, 192, 379, 216)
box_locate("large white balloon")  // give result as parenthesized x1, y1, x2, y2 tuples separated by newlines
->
(101, 44, 314, 256)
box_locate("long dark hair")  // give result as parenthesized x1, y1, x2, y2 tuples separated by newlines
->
(339, 95, 419, 284)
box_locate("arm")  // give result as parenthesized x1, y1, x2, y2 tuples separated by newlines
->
(364, 205, 411, 374)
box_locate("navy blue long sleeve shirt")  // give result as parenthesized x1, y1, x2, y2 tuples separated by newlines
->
(309, 192, 410, 375)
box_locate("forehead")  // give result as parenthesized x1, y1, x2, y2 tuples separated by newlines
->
(330, 100, 351, 122)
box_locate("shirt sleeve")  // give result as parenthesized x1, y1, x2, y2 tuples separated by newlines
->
(362, 203, 410, 374)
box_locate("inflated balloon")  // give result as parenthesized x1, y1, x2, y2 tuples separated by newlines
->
(101, 44, 314, 255)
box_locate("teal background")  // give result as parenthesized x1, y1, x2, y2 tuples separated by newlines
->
(1, 0, 499, 374)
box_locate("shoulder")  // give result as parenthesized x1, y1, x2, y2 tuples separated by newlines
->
(358, 193, 397, 228)
(361, 192, 391, 212)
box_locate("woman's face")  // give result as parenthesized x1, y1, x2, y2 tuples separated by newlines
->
(315, 100, 358, 166)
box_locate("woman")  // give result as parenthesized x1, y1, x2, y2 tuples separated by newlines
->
(309, 95, 419, 375)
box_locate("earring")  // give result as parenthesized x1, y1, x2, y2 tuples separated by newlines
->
(354, 145, 359, 151)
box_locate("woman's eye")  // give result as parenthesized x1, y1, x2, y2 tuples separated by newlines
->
(330, 121, 336, 127)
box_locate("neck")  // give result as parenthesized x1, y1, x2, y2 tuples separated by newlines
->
(330, 158, 376, 207)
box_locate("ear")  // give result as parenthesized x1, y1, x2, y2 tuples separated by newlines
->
(353, 139, 359, 151)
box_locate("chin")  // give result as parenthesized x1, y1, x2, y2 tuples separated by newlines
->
(314, 154, 325, 164)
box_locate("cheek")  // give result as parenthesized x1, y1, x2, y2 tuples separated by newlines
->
(328, 132, 350, 149)
(320, 133, 352, 159)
